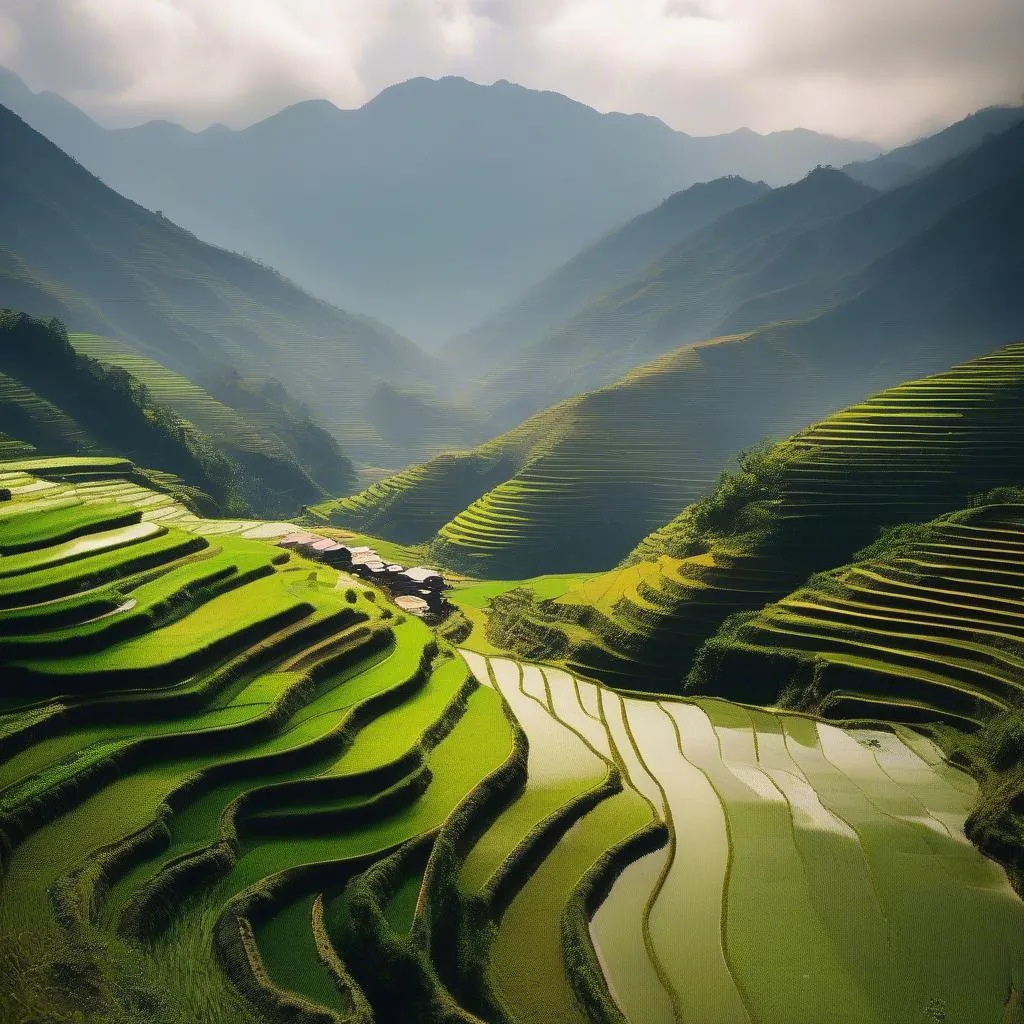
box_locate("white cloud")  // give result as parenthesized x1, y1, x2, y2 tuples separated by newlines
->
(0, 0, 1020, 143)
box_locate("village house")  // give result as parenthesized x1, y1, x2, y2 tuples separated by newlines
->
(277, 534, 450, 617)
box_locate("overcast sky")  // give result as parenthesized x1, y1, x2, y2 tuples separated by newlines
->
(0, 0, 1021, 144)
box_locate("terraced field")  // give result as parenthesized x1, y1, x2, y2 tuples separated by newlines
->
(0, 371, 92, 454)
(0, 456, 522, 1024)
(69, 335, 294, 464)
(69, 333, 355, 513)
(488, 343, 1024, 691)
(317, 338, 845, 577)
(4, 450, 1023, 1024)
(691, 501, 1024, 722)
(460, 655, 1024, 1024)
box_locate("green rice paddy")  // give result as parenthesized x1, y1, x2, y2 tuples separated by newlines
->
(2, 449, 1023, 1024)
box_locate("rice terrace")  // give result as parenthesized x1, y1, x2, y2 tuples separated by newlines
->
(2, 8, 1024, 1024)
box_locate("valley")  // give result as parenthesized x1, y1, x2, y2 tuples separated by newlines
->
(1, 41, 1023, 1024)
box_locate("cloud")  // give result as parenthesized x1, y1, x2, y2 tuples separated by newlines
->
(0, 0, 1020, 143)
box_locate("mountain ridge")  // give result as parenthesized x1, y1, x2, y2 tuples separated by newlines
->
(0, 102, 450, 471)
(0, 67, 880, 346)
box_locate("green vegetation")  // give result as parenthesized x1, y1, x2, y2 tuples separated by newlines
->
(690, 496, 1024, 719)
(316, 342, 761, 577)
(2, 451, 1023, 1024)
(449, 572, 593, 609)
(488, 344, 1024, 692)
(0, 311, 242, 515)
(0, 457, 519, 1024)
(70, 334, 356, 515)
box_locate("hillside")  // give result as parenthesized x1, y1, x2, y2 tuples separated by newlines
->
(320, 171, 1024, 581)
(1, 452, 1020, 1024)
(843, 103, 1024, 189)
(446, 175, 770, 371)
(486, 344, 1024, 691)
(0, 69, 879, 345)
(69, 334, 355, 515)
(317, 328, 912, 578)
(0, 103, 447, 468)
(0, 311, 246, 514)
(469, 120, 1024, 428)
(690, 496, 1024, 722)
(688, 494, 1024, 889)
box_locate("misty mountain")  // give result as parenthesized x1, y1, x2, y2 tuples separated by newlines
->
(468, 119, 1024, 432)
(0, 69, 879, 347)
(446, 174, 771, 370)
(843, 104, 1024, 190)
(0, 103, 447, 470)
(325, 146, 1024, 577)
(465, 166, 878, 428)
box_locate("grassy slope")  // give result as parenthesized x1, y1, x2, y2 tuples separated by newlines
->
(319, 153, 1024, 580)
(486, 343, 1024, 692)
(688, 494, 1024, 890)
(315, 328, 907, 579)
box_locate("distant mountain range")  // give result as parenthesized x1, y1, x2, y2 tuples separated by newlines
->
(454, 119, 1024, 433)
(325, 119, 1024, 577)
(0, 103, 449, 472)
(0, 68, 881, 346)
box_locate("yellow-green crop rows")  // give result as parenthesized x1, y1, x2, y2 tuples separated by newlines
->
(317, 346, 750, 575)
(693, 502, 1024, 724)
(0, 457, 520, 1024)
(0, 371, 92, 452)
(491, 343, 1024, 691)
(68, 334, 292, 462)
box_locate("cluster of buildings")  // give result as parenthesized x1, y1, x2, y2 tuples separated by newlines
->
(277, 531, 449, 617)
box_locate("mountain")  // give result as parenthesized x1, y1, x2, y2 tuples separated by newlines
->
(467, 119, 1024, 430)
(465, 167, 879, 428)
(445, 175, 771, 370)
(0, 103, 447, 469)
(719, 118, 1024, 336)
(485, 344, 1024, 691)
(843, 104, 1024, 189)
(0, 70, 879, 346)
(326, 138, 1024, 580)
(312, 330, 883, 577)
